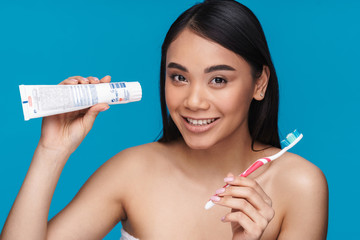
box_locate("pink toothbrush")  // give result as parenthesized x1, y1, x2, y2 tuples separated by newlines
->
(204, 129, 303, 210)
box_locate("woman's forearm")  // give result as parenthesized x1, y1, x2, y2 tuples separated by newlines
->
(1, 76, 110, 240)
(1, 146, 70, 240)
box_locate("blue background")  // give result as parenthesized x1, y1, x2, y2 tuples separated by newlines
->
(1, 0, 359, 239)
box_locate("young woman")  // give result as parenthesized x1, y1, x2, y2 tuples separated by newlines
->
(1, 0, 328, 239)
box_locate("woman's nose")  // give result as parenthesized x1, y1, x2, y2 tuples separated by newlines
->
(183, 85, 210, 111)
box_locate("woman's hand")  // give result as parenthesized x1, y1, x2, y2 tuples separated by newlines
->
(211, 173, 275, 240)
(38, 75, 111, 157)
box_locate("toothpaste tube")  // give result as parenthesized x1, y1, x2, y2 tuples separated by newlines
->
(19, 82, 142, 121)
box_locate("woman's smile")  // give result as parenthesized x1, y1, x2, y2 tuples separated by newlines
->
(182, 116, 220, 133)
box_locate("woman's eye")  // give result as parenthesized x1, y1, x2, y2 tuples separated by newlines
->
(210, 77, 227, 86)
(171, 74, 186, 82)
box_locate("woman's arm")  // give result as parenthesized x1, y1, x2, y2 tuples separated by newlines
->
(0, 146, 70, 239)
(46, 148, 130, 240)
(0, 76, 127, 240)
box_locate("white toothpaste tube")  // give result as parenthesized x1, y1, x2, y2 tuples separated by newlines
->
(19, 82, 142, 121)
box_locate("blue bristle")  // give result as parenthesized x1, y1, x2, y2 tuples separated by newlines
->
(286, 132, 297, 143)
(281, 139, 290, 148)
(281, 129, 301, 148)
(293, 129, 300, 138)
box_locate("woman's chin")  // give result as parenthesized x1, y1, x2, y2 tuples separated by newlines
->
(182, 137, 215, 150)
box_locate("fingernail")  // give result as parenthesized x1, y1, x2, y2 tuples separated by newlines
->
(210, 196, 221, 202)
(94, 77, 99, 81)
(82, 77, 89, 82)
(215, 188, 225, 194)
(221, 216, 225, 222)
(69, 78, 78, 82)
(100, 106, 109, 112)
(224, 177, 234, 182)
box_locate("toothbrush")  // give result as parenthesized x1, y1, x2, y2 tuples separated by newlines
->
(204, 129, 303, 210)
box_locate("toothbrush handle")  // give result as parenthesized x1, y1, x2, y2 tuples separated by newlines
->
(205, 158, 271, 210)
(215, 158, 271, 192)
(240, 158, 271, 177)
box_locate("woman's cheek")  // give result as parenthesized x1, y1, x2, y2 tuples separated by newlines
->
(213, 88, 245, 111)
(165, 83, 183, 114)
(213, 87, 253, 124)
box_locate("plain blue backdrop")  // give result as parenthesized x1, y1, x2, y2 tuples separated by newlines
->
(1, 0, 359, 239)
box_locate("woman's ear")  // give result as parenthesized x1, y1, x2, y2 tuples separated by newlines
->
(253, 65, 270, 101)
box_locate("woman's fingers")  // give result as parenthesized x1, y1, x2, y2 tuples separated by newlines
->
(219, 197, 264, 223)
(56, 75, 111, 125)
(223, 174, 273, 207)
(222, 189, 274, 222)
(83, 103, 110, 130)
(87, 76, 100, 84)
(40, 75, 111, 155)
(71, 76, 89, 84)
(60, 76, 86, 85)
(213, 195, 273, 224)
(218, 185, 266, 208)
(60, 78, 79, 85)
(211, 174, 275, 239)
(222, 211, 267, 239)
(212, 173, 275, 221)
(217, 187, 273, 219)
(100, 75, 111, 83)
(60, 75, 110, 85)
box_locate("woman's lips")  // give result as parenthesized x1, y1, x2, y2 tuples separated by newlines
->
(182, 117, 219, 133)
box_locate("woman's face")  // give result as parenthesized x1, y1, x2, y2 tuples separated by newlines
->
(165, 29, 266, 149)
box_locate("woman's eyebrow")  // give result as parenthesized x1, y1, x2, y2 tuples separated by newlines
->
(167, 62, 188, 72)
(167, 62, 236, 73)
(204, 65, 236, 73)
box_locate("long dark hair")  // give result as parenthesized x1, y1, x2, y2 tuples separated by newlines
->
(158, 0, 280, 149)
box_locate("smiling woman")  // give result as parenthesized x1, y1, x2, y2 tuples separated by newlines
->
(0, 0, 328, 240)
(158, 2, 281, 153)
(164, 29, 264, 149)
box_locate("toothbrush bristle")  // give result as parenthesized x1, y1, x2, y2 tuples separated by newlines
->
(281, 139, 290, 148)
(281, 129, 302, 148)
(286, 133, 297, 143)
(293, 129, 301, 138)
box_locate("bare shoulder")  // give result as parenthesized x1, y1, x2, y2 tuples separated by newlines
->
(81, 141, 170, 210)
(97, 141, 173, 189)
(74, 142, 167, 191)
(270, 152, 328, 195)
(268, 152, 329, 239)
(86, 141, 169, 188)
(108, 141, 170, 171)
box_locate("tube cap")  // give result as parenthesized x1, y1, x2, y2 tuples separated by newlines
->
(125, 82, 142, 102)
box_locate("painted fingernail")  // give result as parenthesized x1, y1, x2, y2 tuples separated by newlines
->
(69, 78, 78, 82)
(215, 188, 225, 194)
(210, 196, 221, 202)
(82, 77, 89, 82)
(224, 177, 234, 182)
(94, 77, 99, 81)
(221, 216, 225, 221)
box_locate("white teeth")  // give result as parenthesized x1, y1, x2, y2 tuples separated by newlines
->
(186, 118, 216, 126)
